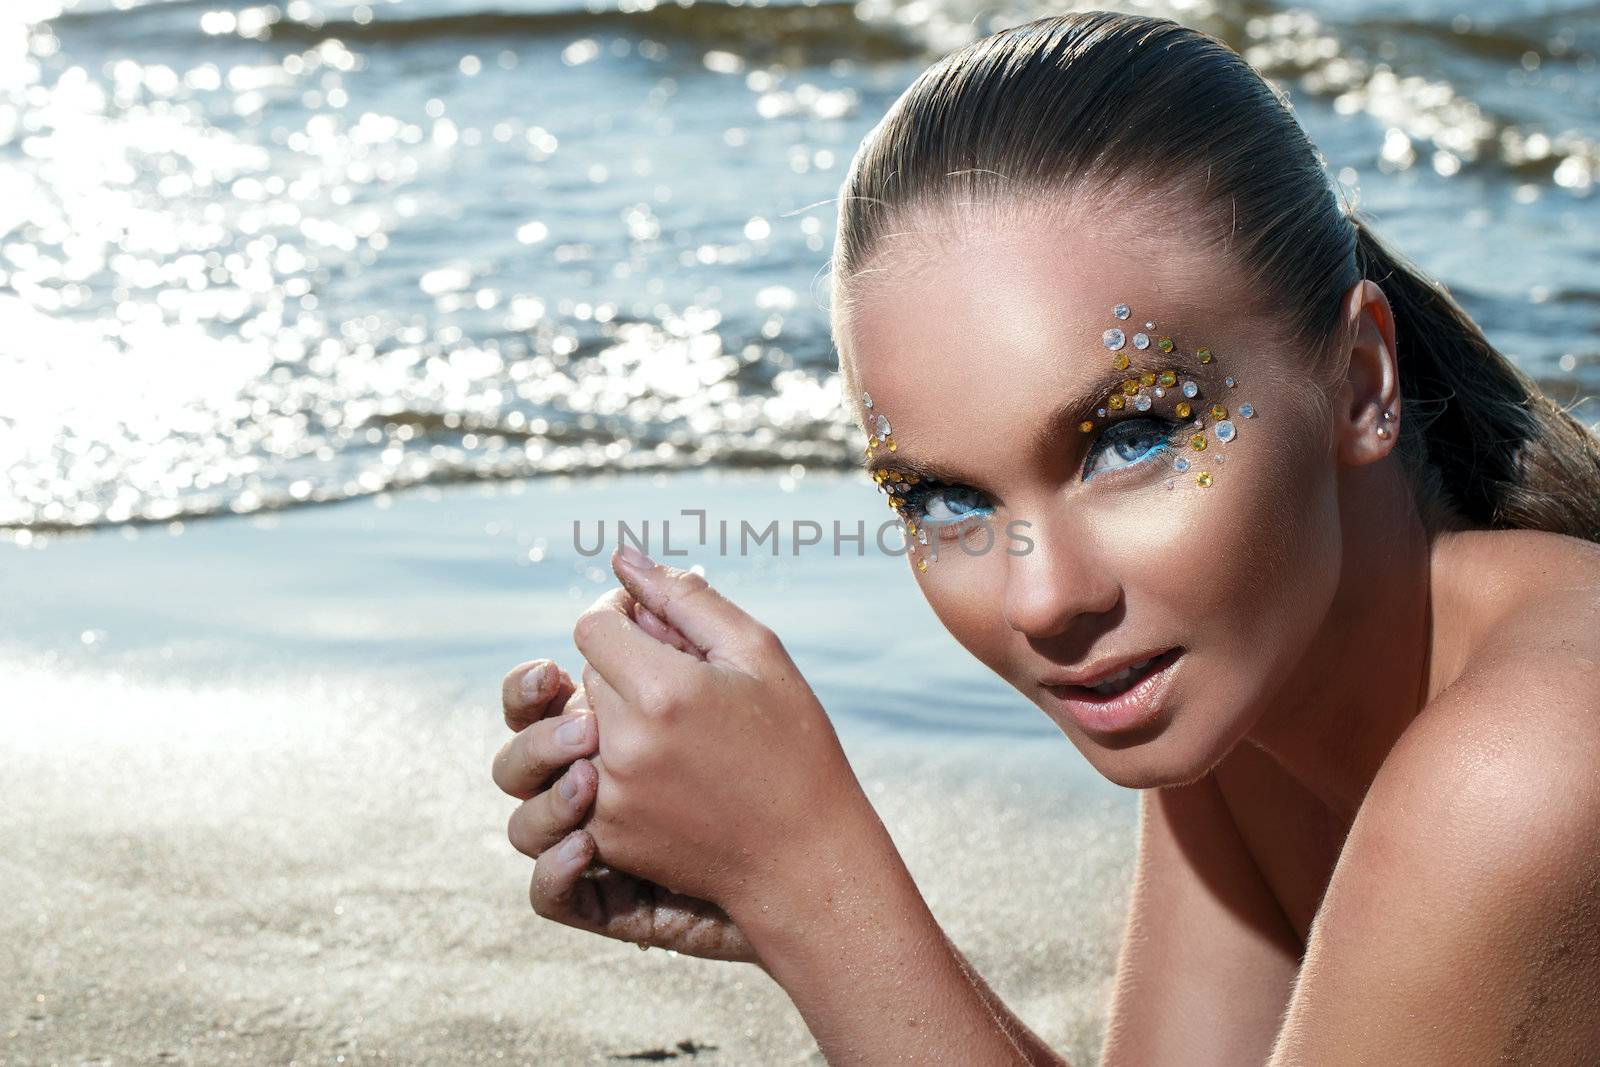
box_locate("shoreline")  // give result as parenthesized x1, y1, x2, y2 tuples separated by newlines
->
(3, 470, 1135, 1064)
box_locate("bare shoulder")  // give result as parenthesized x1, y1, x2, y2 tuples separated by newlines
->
(1268, 530, 1600, 1065)
(1371, 527, 1600, 915)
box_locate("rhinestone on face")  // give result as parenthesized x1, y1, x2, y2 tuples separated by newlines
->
(1157, 337, 1175, 354)
(1103, 328, 1126, 351)
(1140, 372, 1157, 388)
(1108, 395, 1125, 411)
(1153, 387, 1166, 399)
(862, 392, 873, 409)
(1210, 404, 1228, 420)
(1133, 332, 1150, 350)
(874, 414, 890, 438)
(1113, 303, 1131, 320)
(1182, 380, 1199, 399)
(918, 528, 929, 545)
(1158, 370, 1177, 388)
(1214, 419, 1237, 443)
(1174, 457, 1190, 473)
(887, 438, 897, 451)
(1196, 471, 1214, 488)
(1112, 352, 1130, 371)
(917, 558, 928, 572)
(1134, 393, 1153, 412)
(1190, 434, 1208, 451)
(1144, 321, 1154, 329)
(1240, 403, 1256, 419)
(1197, 347, 1213, 364)
(1097, 407, 1108, 417)
(1224, 377, 1236, 388)
(1079, 419, 1095, 433)
(1121, 379, 1139, 396)
(1175, 401, 1192, 419)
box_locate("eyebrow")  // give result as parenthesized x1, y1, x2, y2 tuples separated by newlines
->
(860, 361, 1223, 485)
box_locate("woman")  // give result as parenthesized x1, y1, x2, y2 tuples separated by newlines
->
(491, 12, 1600, 1064)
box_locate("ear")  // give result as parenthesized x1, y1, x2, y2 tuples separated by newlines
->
(1334, 278, 1401, 466)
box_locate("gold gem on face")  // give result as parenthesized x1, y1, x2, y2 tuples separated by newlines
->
(1094, 303, 1257, 492)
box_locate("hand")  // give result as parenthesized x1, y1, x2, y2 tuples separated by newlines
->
(571, 547, 879, 929)
(494, 591, 762, 964)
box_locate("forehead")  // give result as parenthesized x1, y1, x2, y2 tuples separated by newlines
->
(835, 201, 1263, 415)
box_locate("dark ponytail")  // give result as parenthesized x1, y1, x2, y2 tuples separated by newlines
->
(831, 11, 1600, 544)
(1350, 215, 1600, 541)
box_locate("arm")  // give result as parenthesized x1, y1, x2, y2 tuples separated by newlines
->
(726, 795, 1067, 1066)
(1101, 769, 1304, 1065)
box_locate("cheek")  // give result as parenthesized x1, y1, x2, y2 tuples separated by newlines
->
(909, 539, 1015, 675)
(1163, 426, 1343, 670)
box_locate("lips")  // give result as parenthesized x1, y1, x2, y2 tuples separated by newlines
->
(1039, 647, 1184, 735)
(1041, 647, 1180, 694)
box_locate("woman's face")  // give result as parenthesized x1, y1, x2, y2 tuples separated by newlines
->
(837, 203, 1348, 788)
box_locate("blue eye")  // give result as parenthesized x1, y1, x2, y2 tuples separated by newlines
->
(1083, 418, 1179, 480)
(899, 483, 993, 528)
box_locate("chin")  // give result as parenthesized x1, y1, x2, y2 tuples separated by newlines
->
(1057, 717, 1233, 791)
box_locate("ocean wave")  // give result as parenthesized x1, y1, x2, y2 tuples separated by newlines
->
(46, 0, 923, 60)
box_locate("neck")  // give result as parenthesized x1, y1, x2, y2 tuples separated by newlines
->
(1244, 460, 1448, 825)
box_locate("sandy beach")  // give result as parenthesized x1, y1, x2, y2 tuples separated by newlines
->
(3, 470, 1137, 1065)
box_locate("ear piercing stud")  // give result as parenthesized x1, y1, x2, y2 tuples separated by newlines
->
(1376, 408, 1394, 439)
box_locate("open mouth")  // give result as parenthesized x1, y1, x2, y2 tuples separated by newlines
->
(1060, 647, 1183, 701)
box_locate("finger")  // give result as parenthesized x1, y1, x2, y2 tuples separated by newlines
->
(572, 595, 694, 706)
(501, 659, 578, 732)
(581, 661, 627, 716)
(507, 759, 597, 858)
(631, 598, 704, 659)
(610, 546, 762, 668)
(492, 710, 598, 799)
(530, 829, 597, 924)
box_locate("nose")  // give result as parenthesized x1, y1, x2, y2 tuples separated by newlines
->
(1002, 519, 1122, 639)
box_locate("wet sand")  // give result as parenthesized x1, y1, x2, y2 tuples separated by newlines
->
(2, 471, 1136, 1064)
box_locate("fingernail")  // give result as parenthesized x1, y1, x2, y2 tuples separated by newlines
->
(560, 831, 587, 862)
(558, 765, 582, 801)
(555, 714, 590, 746)
(617, 542, 653, 572)
(519, 662, 549, 702)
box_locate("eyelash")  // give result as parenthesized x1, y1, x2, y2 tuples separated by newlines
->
(890, 415, 1185, 526)
(1081, 415, 1188, 481)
